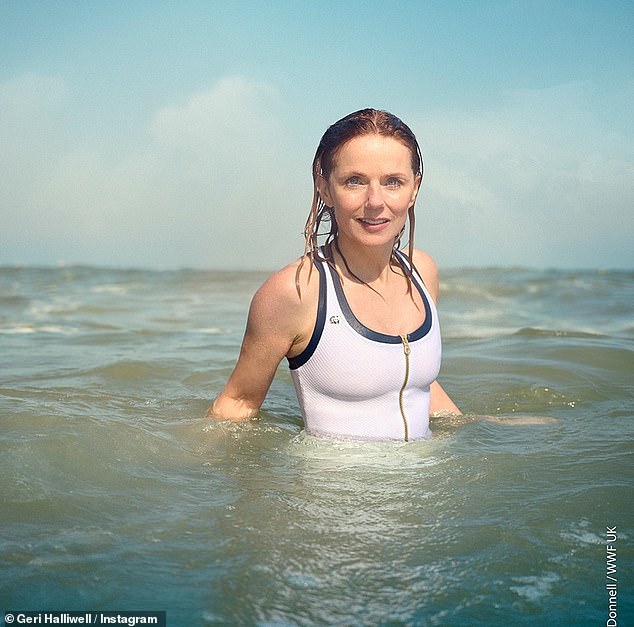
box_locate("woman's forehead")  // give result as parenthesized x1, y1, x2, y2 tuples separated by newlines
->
(330, 134, 415, 171)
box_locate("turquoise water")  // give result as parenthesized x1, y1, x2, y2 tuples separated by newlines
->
(1, 265, 632, 625)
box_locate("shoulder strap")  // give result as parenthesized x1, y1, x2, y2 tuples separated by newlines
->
(287, 253, 328, 370)
(393, 249, 427, 291)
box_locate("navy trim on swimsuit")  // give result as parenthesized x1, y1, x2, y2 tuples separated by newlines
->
(328, 252, 433, 344)
(287, 260, 327, 370)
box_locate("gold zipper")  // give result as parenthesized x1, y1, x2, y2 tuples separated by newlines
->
(399, 334, 411, 442)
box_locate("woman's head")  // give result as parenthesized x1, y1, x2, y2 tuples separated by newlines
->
(314, 109, 422, 183)
(304, 109, 423, 261)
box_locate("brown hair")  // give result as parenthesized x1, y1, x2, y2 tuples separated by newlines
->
(297, 109, 423, 295)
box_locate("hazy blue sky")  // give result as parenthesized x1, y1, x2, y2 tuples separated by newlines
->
(1, 0, 632, 270)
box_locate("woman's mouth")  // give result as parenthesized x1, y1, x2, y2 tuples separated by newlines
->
(357, 218, 389, 226)
(355, 217, 392, 234)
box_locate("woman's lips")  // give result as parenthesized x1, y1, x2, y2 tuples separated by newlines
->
(357, 217, 390, 231)
(358, 218, 388, 224)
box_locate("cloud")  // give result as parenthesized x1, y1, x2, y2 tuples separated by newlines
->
(1, 73, 631, 269)
(414, 81, 634, 267)
(1, 74, 304, 268)
(142, 77, 304, 268)
(146, 76, 289, 232)
(151, 76, 279, 151)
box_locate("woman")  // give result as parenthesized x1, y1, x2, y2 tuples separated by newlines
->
(208, 108, 461, 440)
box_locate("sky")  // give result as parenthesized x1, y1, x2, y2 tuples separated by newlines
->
(1, 0, 632, 270)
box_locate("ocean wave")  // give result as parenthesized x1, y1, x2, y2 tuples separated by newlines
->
(509, 572, 561, 602)
(0, 324, 79, 335)
(514, 327, 609, 339)
(85, 359, 178, 383)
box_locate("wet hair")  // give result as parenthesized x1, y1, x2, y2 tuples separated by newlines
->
(297, 108, 423, 296)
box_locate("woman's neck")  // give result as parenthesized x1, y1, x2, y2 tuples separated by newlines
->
(331, 237, 399, 287)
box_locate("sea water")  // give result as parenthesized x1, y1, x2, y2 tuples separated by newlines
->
(1, 265, 632, 625)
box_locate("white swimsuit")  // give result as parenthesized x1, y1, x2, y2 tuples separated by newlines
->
(288, 250, 442, 441)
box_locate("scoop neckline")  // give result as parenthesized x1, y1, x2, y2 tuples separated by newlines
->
(325, 254, 433, 344)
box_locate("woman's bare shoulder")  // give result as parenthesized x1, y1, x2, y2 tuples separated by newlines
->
(249, 256, 319, 327)
(411, 249, 439, 302)
(255, 256, 318, 303)
(246, 256, 320, 357)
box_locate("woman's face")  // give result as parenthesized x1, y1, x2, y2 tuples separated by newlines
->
(317, 134, 421, 251)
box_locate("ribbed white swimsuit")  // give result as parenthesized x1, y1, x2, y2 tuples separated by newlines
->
(288, 250, 442, 441)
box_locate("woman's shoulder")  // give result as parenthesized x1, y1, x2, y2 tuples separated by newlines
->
(246, 256, 320, 353)
(410, 248, 440, 303)
(251, 255, 320, 318)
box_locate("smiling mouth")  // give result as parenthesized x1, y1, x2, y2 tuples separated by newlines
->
(358, 218, 389, 225)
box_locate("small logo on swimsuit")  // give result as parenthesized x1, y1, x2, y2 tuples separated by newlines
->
(329, 316, 340, 324)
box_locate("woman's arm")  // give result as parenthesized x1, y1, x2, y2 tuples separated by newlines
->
(410, 251, 555, 424)
(429, 380, 462, 416)
(412, 249, 462, 416)
(207, 261, 314, 421)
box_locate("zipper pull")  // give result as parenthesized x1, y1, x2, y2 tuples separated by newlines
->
(400, 334, 411, 355)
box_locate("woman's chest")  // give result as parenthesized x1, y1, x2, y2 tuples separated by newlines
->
(341, 284, 426, 336)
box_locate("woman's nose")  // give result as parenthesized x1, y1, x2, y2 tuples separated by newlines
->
(366, 182, 384, 208)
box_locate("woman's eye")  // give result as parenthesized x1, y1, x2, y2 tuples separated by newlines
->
(386, 178, 402, 188)
(345, 176, 362, 186)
